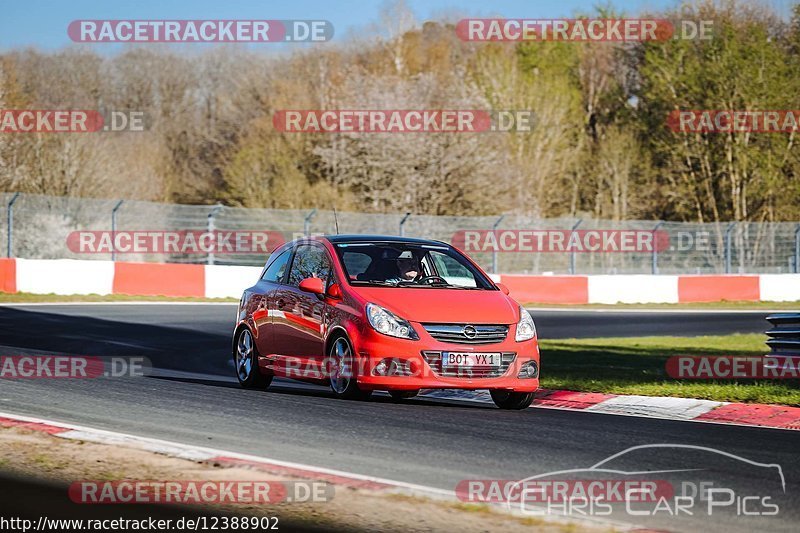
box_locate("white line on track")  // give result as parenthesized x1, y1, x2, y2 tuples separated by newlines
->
(0, 409, 449, 496)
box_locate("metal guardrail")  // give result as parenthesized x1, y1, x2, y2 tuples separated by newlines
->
(3, 192, 800, 274)
(766, 314, 800, 356)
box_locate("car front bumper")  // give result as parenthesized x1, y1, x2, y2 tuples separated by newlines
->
(352, 325, 540, 393)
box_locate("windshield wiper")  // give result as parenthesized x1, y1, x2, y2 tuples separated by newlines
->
(351, 279, 395, 286)
(356, 279, 443, 288)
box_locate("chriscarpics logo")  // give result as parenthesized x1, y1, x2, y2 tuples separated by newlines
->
(458, 444, 786, 525)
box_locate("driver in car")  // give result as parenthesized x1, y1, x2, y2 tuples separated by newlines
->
(389, 250, 422, 283)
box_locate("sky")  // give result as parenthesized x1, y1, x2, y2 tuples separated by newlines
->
(0, 0, 684, 50)
(1, 0, 794, 51)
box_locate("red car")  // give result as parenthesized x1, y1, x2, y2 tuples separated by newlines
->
(232, 235, 539, 409)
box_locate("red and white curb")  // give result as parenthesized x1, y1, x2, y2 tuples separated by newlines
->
(0, 410, 635, 531)
(422, 389, 800, 430)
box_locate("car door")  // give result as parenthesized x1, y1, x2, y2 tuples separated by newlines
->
(252, 248, 292, 358)
(271, 244, 332, 376)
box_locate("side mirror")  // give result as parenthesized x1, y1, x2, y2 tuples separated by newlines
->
(326, 283, 342, 300)
(496, 282, 510, 295)
(298, 277, 325, 296)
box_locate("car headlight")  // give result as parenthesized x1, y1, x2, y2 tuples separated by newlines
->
(366, 303, 419, 340)
(515, 306, 536, 342)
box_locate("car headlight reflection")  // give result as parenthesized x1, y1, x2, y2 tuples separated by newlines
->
(515, 306, 537, 342)
(366, 303, 419, 340)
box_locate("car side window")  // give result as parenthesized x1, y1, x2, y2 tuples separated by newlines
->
(261, 249, 291, 282)
(341, 251, 372, 279)
(287, 245, 331, 287)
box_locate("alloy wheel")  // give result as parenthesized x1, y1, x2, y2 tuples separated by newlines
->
(329, 337, 353, 394)
(236, 329, 254, 382)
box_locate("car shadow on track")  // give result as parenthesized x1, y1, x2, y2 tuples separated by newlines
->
(0, 307, 230, 375)
(149, 375, 497, 410)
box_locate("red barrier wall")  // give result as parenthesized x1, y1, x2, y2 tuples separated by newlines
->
(500, 275, 589, 304)
(0, 258, 16, 293)
(678, 275, 760, 303)
(113, 262, 205, 298)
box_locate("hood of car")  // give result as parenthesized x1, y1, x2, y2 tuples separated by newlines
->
(351, 287, 519, 324)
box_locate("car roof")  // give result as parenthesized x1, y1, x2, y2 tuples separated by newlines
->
(321, 234, 450, 247)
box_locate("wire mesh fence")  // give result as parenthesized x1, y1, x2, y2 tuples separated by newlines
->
(2, 192, 799, 275)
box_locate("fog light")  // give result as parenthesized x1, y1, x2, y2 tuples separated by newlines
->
(372, 358, 412, 377)
(518, 361, 539, 379)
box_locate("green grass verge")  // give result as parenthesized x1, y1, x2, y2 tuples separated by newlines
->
(524, 301, 800, 310)
(539, 333, 800, 406)
(0, 291, 237, 303)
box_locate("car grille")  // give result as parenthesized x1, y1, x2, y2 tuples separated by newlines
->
(421, 323, 509, 345)
(421, 351, 516, 378)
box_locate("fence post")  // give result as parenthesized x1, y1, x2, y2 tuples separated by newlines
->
(399, 213, 411, 237)
(303, 209, 317, 237)
(491, 215, 505, 274)
(724, 222, 736, 274)
(110, 200, 124, 262)
(207, 204, 223, 265)
(6, 192, 20, 258)
(569, 219, 582, 275)
(651, 221, 665, 274)
(795, 224, 800, 274)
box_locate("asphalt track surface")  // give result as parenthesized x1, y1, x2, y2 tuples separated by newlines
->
(0, 304, 797, 532)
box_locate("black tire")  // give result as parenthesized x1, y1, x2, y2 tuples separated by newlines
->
(490, 390, 534, 410)
(389, 390, 419, 402)
(234, 327, 272, 389)
(328, 335, 372, 401)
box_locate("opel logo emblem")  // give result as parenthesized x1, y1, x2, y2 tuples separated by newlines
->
(462, 325, 477, 339)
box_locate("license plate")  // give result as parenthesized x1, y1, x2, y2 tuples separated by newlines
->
(441, 352, 501, 368)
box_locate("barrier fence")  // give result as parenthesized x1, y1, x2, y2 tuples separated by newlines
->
(2, 192, 800, 275)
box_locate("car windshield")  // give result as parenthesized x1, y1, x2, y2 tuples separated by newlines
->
(334, 242, 495, 289)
